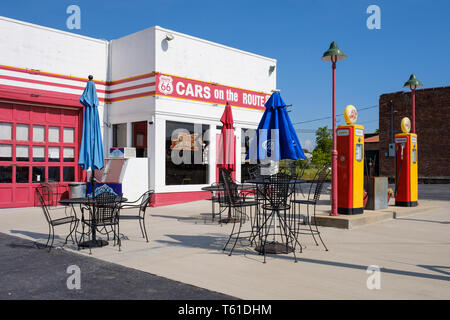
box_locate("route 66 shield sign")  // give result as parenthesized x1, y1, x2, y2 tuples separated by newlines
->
(158, 75, 174, 95)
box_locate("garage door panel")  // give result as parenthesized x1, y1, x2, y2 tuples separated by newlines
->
(32, 108, 46, 122)
(62, 109, 79, 124)
(14, 105, 31, 122)
(46, 107, 61, 123)
(15, 186, 32, 203)
(0, 104, 13, 121)
(0, 187, 13, 204)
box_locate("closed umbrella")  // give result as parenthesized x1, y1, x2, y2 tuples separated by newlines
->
(218, 102, 236, 171)
(78, 75, 104, 194)
(217, 102, 237, 223)
(78, 75, 106, 248)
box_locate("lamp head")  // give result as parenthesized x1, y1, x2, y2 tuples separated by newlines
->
(403, 74, 423, 89)
(322, 41, 347, 61)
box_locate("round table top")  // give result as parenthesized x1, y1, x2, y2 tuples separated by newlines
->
(245, 178, 306, 184)
(201, 183, 256, 192)
(59, 196, 127, 205)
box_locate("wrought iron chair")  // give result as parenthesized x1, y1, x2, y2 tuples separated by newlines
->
(255, 172, 300, 263)
(35, 186, 79, 252)
(207, 182, 229, 222)
(81, 191, 122, 251)
(119, 190, 154, 242)
(291, 164, 330, 251)
(221, 168, 259, 256)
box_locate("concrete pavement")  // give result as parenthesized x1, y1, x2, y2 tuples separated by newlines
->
(0, 184, 449, 299)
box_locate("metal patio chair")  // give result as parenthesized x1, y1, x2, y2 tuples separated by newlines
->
(119, 190, 154, 242)
(290, 164, 330, 251)
(35, 186, 79, 252)
(221, 168, 259, 256)
(81, 191, 122, 252)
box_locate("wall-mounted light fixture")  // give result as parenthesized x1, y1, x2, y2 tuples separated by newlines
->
(165, 33, 174, 41)
(269, 65, 276, 73)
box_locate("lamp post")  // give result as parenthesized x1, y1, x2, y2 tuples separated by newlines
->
(322, 41, 347, 216)
(403, 74, 423, 133)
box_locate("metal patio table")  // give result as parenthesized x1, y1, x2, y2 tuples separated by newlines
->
(201, 183, 256, 223)
(245, 177, 304, 261)
(59, 196, 127, 248)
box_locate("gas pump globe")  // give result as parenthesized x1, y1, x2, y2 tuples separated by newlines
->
(336, 105, 365, 214)
(394, 117, 418, 207)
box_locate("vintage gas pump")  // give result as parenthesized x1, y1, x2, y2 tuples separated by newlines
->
(394, 117, 418, 207)
(337, 105, 364, 214)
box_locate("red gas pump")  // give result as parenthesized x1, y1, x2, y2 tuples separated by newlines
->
(337, 105, 365, 214)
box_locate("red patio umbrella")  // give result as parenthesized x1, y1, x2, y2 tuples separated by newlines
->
(218, 102, 236, 171)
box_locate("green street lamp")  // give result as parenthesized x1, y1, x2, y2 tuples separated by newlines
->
(322, 41, 347, 216)
(403, 74, 423, 133)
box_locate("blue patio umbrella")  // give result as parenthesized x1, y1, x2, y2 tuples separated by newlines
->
(247, 91, 306, 162)
(78, 76, 104, 188)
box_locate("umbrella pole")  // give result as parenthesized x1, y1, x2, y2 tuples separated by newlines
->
(91, 169, 97, 243)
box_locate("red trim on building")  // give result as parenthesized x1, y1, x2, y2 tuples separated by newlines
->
(150, 191, 211, 207)
(106, 82, 155, 94)
(0, 64, 107, 86)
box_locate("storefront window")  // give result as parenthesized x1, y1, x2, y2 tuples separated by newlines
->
(113, 123, 127, 148)
(241, 128, 257, 182)
(133, 121, 147, 158)
(165, 121, 209, 185)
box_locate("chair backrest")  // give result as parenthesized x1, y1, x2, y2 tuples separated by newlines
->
(94, 191, 121, 223)
(307, 164, 331, 203)
(139, 190, 154, 213)
(35, 187, 52, 224)
(38, 183, 60, 208)
(262, 172, 294, 209)
(220, 168, 239, 206)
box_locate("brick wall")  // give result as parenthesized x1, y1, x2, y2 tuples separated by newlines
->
(379, 86, 450, 178)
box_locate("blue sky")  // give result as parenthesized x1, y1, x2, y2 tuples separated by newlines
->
(1, 0, 449, 151)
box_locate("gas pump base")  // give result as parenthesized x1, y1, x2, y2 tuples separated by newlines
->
(395, 201, 418, 207)
(338, 207, 364, 215)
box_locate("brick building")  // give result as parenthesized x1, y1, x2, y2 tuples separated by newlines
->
(378, 86, 450, 179)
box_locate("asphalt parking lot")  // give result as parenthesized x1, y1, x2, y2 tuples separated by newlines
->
(0, 233, 235, 300)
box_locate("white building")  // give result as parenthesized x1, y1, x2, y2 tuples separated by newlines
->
(0, 16, 276, 208)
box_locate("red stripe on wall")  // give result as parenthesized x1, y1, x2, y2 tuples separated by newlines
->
(0, 64, 107, 86)
(0, 74, 106, 94)
(108, 90, 156, 102)
(106, 82, 155, 94)
(108, 73, 156, 86)
(0, 84, 105, 107)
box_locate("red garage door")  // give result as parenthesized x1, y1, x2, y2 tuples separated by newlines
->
(0, 102, 81, 208)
